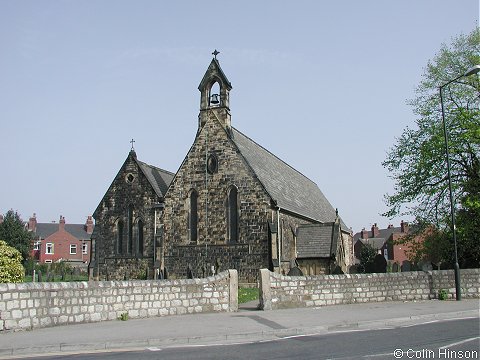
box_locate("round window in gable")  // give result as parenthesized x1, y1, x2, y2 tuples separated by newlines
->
(126, 173, 135, 183)
(207, 154, 218, 175)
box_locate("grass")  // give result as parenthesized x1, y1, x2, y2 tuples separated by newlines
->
(238, 287, 259, 304)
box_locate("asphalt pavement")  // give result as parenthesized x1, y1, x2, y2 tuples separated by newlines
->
(0, 299, 478, 359)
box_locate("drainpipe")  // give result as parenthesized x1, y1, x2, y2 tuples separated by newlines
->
(277, 207, 281, 270)
(154, 207, 157, 279)
(153, 202, 165, 279)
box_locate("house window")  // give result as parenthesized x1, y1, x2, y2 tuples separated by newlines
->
(117, 220, 124, 254)
(82, 243, 88, 254)
(46, 243, 54, 254)
(137, 219, 144, 255)
(227, 186, 238, 243)
(70, 244, 77, 255)
(188, 190, 198, 243)
(33, 241, 40, 250)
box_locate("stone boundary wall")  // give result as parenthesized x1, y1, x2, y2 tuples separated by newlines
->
(0, 270, 238, 331)
(259, 268, 480, 310)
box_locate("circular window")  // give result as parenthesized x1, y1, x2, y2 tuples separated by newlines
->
(207, 154, 218, 175)
(126, 173, 135, 183)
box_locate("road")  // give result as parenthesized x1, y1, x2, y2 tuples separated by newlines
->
(19, 317, 479, 360)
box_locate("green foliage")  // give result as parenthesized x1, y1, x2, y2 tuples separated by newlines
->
(238, 287, 259, 304)
(438, 289, 448, 300)
(456, 174, 480, 268)
(383, 28, 480, 268)
(118, 312, 129, 321)
(0, 240, 25, 283)
(0, 210, 33, 262)
(359, 244, 377, 273)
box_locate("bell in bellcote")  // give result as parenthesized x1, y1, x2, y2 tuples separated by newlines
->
(210, 93, 220, 105)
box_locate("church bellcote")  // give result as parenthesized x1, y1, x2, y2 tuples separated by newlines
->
(198, 51, 232, 133)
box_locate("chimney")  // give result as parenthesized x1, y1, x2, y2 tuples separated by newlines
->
(59, 215, 66, 231)
(360, 228, 369, 239)
(371, 223, 380, 238)
(28, 213, 37, 232)
(0, 214, 3, 225)
(401, 220, 409, 233)
(85, 215, 94, 234)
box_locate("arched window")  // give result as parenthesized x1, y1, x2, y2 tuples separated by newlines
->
(128, 205, 133, 254)
(188, 190, 198, 243)
(137, 219, 144, 256)
(117, 220, 124, 254)
(227, 186, 238, 243)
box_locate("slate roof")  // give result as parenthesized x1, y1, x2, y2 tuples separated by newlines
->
(231, 128, 348, 229)
(136, 159, 175, 198)
(356, 237, 387, 250)
(34, 223, 92, 240)
(353, 226, 401, 242)
(296, 223, 335, 258)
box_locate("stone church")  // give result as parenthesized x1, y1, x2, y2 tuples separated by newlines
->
(89, 56, 353, 283)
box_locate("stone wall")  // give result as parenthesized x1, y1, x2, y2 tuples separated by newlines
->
(259, 268, 480, 310)
(0, 270, 238, 332)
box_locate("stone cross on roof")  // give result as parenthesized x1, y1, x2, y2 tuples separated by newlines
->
(130, 138, 135, 151)
(212, 49, 220, 59)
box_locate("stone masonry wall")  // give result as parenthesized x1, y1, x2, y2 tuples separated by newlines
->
(259, 268, 480, 310)
(90, 151, 164, 280)
(163, 116, 272, 283)
(0, 270, 238, 332)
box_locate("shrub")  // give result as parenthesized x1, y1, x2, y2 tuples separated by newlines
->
(438, 289, 448, 300)
(0, 240, 25, 283)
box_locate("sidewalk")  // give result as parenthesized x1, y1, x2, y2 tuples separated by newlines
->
(0, 299, 478, 358)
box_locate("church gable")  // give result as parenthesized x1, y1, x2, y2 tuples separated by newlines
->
(90, 150, 173, 280)
(94, 151, 155, 217)
(164, 114, 271, 245)
(162, 114, 273, 281)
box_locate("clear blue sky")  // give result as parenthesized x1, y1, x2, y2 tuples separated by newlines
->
(1, 0, 478, 232)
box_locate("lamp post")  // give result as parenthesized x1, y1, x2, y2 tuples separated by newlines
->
(439, 64, 480, 301)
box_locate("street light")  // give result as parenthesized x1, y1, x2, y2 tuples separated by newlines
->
(439, 64, 480, 301)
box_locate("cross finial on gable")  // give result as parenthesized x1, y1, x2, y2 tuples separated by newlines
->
(212, 49, 220, 59)
(130, 138, 135, 151)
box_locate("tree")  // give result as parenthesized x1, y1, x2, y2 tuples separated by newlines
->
(455, 174, 480, 267)
(0, 210, 32, 262)
(359, 244, 377, 273)
(0, 240, 25, 283)
(383, 28, 480, 267)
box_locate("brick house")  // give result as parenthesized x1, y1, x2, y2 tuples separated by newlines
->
(89, 56, 353, 282)
(28, 214, 93, 267)
(353, 221, 419, 268)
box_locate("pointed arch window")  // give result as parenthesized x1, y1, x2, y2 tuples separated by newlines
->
(117, 219, 124, 254)
(188, 190, 198, 243)
(127, 205, 133, 254)
(137, 219, 144, 256)
(227, 186, 238, 243)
